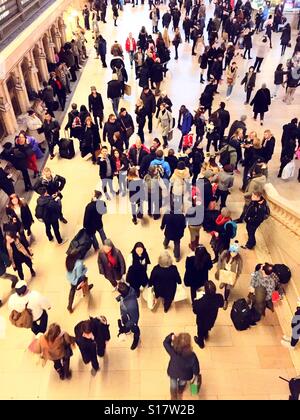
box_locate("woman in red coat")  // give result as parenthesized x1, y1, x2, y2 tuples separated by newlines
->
(125, 33, 137, 68)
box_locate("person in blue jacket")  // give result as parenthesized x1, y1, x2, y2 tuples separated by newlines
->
(116, 282, 140, 350)
(177, 105, 193, 152)
(149, 149, 171, 179)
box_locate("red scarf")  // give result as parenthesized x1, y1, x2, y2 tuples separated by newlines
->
(215, 215, 231, 226)
(55, 79, 62, 90)
(107, 250, 117, 268)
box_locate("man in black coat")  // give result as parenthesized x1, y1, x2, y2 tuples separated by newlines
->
(103, 114, 122, 146)
(281, 118, 300, 150)
(150, 58, 164, 95)
(242, 192, 269, 250)
(140, 86, 156, 133)
(0, 142, 32, 191)
(128, 138, 149, 167)
(0, 167, 15, 197)
(64, 103, 82, 140)
(162, 10, 172, 28)
(193, 280, 224, 348)
(161, 208, 186, 262)
(216, 102, 230, 140)
(0, 225, 18, 306)
(35, 187, 66, 244)
(97, 146, 116, 200)
(227, 115, 247, 139)
(140, 146, 156, 177)
(83, 190, 107, 250)
(41, 113, 60, 160)
(118, 107, 134, 150)
(107, 74, 122, 117)
(88, 86, 104, 128)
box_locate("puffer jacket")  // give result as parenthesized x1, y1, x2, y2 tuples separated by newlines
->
(170, 168, 190, 196)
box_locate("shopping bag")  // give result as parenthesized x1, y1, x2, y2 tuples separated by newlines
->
(281, 160, 295, 180)
(190, 374, 202, 395)
(174, 284, 187, 302)
(142, 287, 157, 310)
(124, 84, 132, 96)
(219, 269, 237, 286)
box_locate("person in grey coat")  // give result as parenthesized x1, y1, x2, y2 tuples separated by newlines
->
(117, 282, 140, 350)
(214, 164, 234, 209)
(97, 239, 126, 288)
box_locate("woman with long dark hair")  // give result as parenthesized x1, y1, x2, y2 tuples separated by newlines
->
(112, 150, 129, 196)
(80, 116, 100, 163)
(5, 232, 35, 280)
(66, 251, 93, 313)
(6, 193, 34, 237)
(126, 242, 151, 297)
(163, 332, 200, 400)
(184, 245, 213, 301)
(127, 167, 144, 225)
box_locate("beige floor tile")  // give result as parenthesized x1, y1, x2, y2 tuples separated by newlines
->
(257, 346, 295, 369)
(237, 369, 291, 396)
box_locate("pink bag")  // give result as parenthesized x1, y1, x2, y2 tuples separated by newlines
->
(295, 148, 300, 160)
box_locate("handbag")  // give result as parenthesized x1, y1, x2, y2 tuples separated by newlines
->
(174, 284, 187, 302)
(125, 126, 134, 138)
(124, 84, 132, 96)
(167, 129, 174, 141)
(190, 374, 202, 395)
(9, 304, 33, 329)
(219, 269, 236, 286)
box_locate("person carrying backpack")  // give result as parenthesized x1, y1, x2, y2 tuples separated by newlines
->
(242, 191, 269, 250)
(149, 150, 171, 179)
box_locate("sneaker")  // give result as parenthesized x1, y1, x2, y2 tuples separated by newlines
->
(282, 335, 291, 342)
(281, 339, 294, 349)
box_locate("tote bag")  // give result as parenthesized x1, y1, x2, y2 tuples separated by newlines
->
(174, 284, 187, 302)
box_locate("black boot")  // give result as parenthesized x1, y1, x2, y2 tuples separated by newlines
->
(131, 333, 140, 350)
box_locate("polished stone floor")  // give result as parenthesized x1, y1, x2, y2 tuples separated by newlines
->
(0, 2, 299, 400)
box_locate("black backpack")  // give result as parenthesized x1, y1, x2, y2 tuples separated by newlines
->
(219, 146, 233, 167)
(66, 228, 92, 259)
(273, 264, 291, 284)
(230, 299, 251, 331)
(35, 202, 47, 221)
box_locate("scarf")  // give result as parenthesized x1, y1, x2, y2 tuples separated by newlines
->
(107, 250, 117, 268)
(215, 215, 231, 226)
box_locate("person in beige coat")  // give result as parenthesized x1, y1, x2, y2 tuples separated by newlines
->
(226, 62, 238, 99)
(215, 243, 243, 310)
(162, 27, 171, 49)
(170, 161, 190, 207)
(157, 102, 173, 148)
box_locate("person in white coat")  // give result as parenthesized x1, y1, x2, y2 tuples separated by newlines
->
(26, 110, 44, 145)
(157, 102, 173, 148)
(8, 281, 51, 335)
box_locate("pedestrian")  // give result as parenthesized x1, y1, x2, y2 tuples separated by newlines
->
(150, 58, 164, 96)
(97, 239, 126, 289)
(215, 164, 234, 209)
(215, 243, 243, 310)
(252, 36, 268, 73)
(6, 193, 34, 237)
(140, 86, 156, 134)
(82, 4, 90, 30)
(250, 83, 271, 126)
(8, 280, 50, 335)
(97, 35, 107, 67)
(74, 320, 100, 376)
(5, 232, 35, 280)
(183, 16, 192, 42)
(65, 103, 83, 141)
(242, 191, 269, 250)
(127, 167, 144, 224)
(118, 107, 134, 150)
(261, 129, 275, 163)
(241, 66, 256, 104)
(242, 28, 254, 59)
(97, 146, 116, 200)
(161, 207, 186, 262)
(125, 32, 137, 68)
(172, 28, 182, 60)
(163, 333, 200, 400)
(184, 245, 213, 302)
(199, 46, 209, 83)
(116, 282, 140, 350)
(272, 64, 285, 98)
(281, 23, 291, 56)
(193, 280, 224, 348)
(177, 105, 193, 152)
(41, 113, 60, 160)
(157, 102, 172, 148)
(112, 3, 119, 26)
(83, 190, 107, 250)
(226, 61, 238, 99)
(149, 251, 182, 312)
(126, 242, 150, 297)
(107, 73, 122, 117)
(88, 86, 104, 128)
(34, 323, 74, 380)
(35, 187, 66, 244)
(281, 298, 300, 350)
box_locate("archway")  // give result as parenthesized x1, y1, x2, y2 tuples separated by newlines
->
(33, 45, 44, 84)
(6, 76, 22, 117)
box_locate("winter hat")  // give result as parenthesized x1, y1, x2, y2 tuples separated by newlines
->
(15, 281, 27, 296)
(203, 170, 214, 179)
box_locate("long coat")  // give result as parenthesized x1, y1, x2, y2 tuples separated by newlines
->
(250, 88, 271, 113)
(157, 109, 172, 137)
(97, 247, 126, 284)
(184, 255, 213, 289)
(149, 265, 181, 301)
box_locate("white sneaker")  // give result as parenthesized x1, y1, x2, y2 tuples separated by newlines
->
(281, 339, 294, 349)
(282, 335, 291, 342)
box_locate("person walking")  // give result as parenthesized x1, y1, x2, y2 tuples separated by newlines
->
(66, 251, 94, 313)
(172, 28, 182, 60)
(272, 64, 285, 98)
(88, 86, 104, 129)
(161, 207, 186, 262)
(97, 146, 116, 200)
(5, 232, 35, 280)
(6, 194, 34, 237)
(241, 66, 256, 105)
(163, 333, 200, 400)
(8, 280, 51, 335)
(226, 62, 238, 100)
(214, 164, 234, 209)
(97, 35, 108, 68)
(83, 190, 107, 250)
(157, 102, 172, 148)
(281, 23, 291, 56)
(125, 32, 137, 68)
(193, 280, 224, 348)
(177, 105, 193, 152)
(107, 73, 122, 117)
(242, 191, 269, 250)
(281, 298, 300, 350)
(184, 245, 213, 302)
(41, 113, 60, 160)
(252, 36, 268, 73)
(140, 86, 156, 134)
(250, 83, 271, 126)
(74, 320, 100, 376)
(97, 239, 126, 289)
(116, 282, 140, 350)
(33, 323, 74, 380)
(35, 187, 66, 244)
(126, 242, 150, 297)
(127, 167, 144, 224)
(149, 251, 182, 312)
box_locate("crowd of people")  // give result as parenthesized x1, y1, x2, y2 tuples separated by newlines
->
(0, 0, 300, 400)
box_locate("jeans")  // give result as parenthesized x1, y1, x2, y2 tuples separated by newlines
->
(131, 200, 143, 222)
(246, 87, 253, 104)
(273, 84, 280, 97)
(253, 57, 263, 72)
(111, 97, 120, 117)
(170, 378, 187, 400)
(164, 237, 180, 260)
(281, 44, 287, 55)
(118, 172, 127, 194)
(128, 51, 134, 67)
(91, 228, 107, 250)
(15, 257, 33, 280)
(32, 310, 48, 335)
(45, 219, 62, 243)
(246, 222, 259, 249)
(215, 189, 229, 209)
(147, 192, 160, 217)
(100, 54, 107, 67)
(102, 178, 114, 196)
(226, 84, 233, 97)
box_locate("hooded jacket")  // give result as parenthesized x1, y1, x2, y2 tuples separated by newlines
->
(120, 287, 139, 329)
(170, 168, 190, 196)
(150, 157, 171, 178)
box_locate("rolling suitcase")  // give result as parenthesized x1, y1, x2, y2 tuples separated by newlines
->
(230, 299, 251, 331)
(59, 136, 75, 159)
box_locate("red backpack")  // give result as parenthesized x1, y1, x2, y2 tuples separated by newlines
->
(182, 133, 194, 149)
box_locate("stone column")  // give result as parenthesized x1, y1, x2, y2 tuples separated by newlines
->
(53, 23, 62, 52)
(35, 39, 49, 82)
(0, 82, 18, 134)
(11, 64, 30, 113)
(26, 51, 41, 92)
(59, 16, 67, 45)
(43, 31, 55, 63)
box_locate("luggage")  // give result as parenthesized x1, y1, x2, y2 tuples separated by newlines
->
(59, 137, 75, 159)
(273, 264, 291, 284)
(230, 299, 251, 331)
(66, 228, 92, 259)
(279, 377, 300, 400)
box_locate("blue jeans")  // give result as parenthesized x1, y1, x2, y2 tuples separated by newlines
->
(111, 97, 120, 117)
(226, 84, 233, 97)
(128, 51, 134, 67)
(170, 378, 187, 400)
